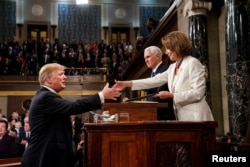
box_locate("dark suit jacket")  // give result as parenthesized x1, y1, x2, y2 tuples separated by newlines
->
(0, 133, 19, 158)
(146, 62, 175, 120)
(17, 131, 29, 156)
(21, 87, 101, 167)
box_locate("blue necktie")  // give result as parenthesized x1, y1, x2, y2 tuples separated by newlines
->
(26, 132, 30, 139)
(151, 71, 155, 78)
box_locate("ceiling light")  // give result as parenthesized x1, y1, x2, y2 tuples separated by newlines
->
(76, 0, 89, 4)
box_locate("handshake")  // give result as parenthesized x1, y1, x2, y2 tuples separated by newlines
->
(100, 80, 130, 101)
(101, 80, 172, 101)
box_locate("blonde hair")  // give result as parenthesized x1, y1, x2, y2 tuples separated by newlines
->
(161, 31, 193, 57)
(38, 63, 65, 85)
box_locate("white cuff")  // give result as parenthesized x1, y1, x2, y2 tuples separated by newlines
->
(98, 92, 104, 103)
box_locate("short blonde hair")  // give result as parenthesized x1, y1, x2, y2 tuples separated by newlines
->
(38, 63, 65, 85)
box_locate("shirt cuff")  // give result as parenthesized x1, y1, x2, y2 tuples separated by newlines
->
(98, 92, 105, 103)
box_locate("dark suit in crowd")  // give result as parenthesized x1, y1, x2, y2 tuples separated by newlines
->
(17, 130, 30, 156)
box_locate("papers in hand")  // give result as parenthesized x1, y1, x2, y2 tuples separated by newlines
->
(129, 101, 158, 103)
(125, 93, 158, 102)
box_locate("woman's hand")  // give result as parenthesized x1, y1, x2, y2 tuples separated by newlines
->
(112, 80, 133, 90)
(154, 91, 173, 99)
(102, 83, 122, 100)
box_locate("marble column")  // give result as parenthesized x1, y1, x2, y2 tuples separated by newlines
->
(224, 0, 250, 143)
(183, 0, 212, 105)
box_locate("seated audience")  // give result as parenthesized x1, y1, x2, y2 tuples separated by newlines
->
(0, 118, 19, 158)
(17, 121, 30, 156)
(0, 37, 135, 79)
(74, 131, 85, 167)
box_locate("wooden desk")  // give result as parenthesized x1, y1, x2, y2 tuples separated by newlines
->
(102, 102, 168, 121)
(84, 121, 218, 167)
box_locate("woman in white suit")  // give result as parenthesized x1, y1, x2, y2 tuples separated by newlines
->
(114, 31, 214, 121)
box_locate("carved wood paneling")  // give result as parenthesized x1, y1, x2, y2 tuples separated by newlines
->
(156, 142, 191, 167)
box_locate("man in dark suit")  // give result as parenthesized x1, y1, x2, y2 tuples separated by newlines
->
(144, 46, 175, 120)
(17, 121, 30, 156)
(21, 63, 121, 167)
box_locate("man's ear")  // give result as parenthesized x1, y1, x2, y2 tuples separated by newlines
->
(45, 77, 52, 84)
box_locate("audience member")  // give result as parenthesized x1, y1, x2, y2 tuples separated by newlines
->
(110, 52, 121, 77)
(0, 118, 19, 158)
(7, 121, 18, 138)
(23, 50, 38, 75)
(135, 36, 144, 51)
(17, 121, 30, 156)
(71, 115, 83, 149)
(147, 18, 159, 35)
(18, 115, 29, 139)
(124, 41, 133, 54)
(74, 131, 85, 167)
(12, 121, 22, 137)
(100, 52, 111, 73)
(0, 37, 136, 80)
(0, 108, 6, 118)
(8, 111, 21, 122)
(68, 47, 78, 69)
(84, 51, 94, 68)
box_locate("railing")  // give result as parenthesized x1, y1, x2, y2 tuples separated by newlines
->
(0, 67, 109, 96)
(0, 67, 108, 82)
(64, 67, 107, 76)
(0, 157, 22, 167)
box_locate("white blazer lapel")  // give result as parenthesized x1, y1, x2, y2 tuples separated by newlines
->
(168, 63, 176, 92)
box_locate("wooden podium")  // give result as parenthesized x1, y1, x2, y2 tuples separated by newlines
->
(101, 102, 168, 121)
(84, 121, 218, 167)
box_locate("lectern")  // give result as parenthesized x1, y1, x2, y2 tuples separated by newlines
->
(101, 102, 168, 121)
(84, 121, 218, 167)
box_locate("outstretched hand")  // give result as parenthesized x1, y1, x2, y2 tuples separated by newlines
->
(102, 83, 122, 100)
(112, 80, 132, 90)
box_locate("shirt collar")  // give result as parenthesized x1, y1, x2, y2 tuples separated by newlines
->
(152, 61, 162, 72)
(42, 85, 57, 94)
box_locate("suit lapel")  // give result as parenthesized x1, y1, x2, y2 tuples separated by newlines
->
(155, 63, 163, 74)
(168, 63, 176, 92)
(168, 57, 189, 92)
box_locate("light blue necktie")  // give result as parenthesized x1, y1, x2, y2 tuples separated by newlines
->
(151, 71, 155, 78)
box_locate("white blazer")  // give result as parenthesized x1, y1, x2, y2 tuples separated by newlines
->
(132, 56, 214, 121)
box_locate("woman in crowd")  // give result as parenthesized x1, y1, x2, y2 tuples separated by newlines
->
(0, 118, 19, 158)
